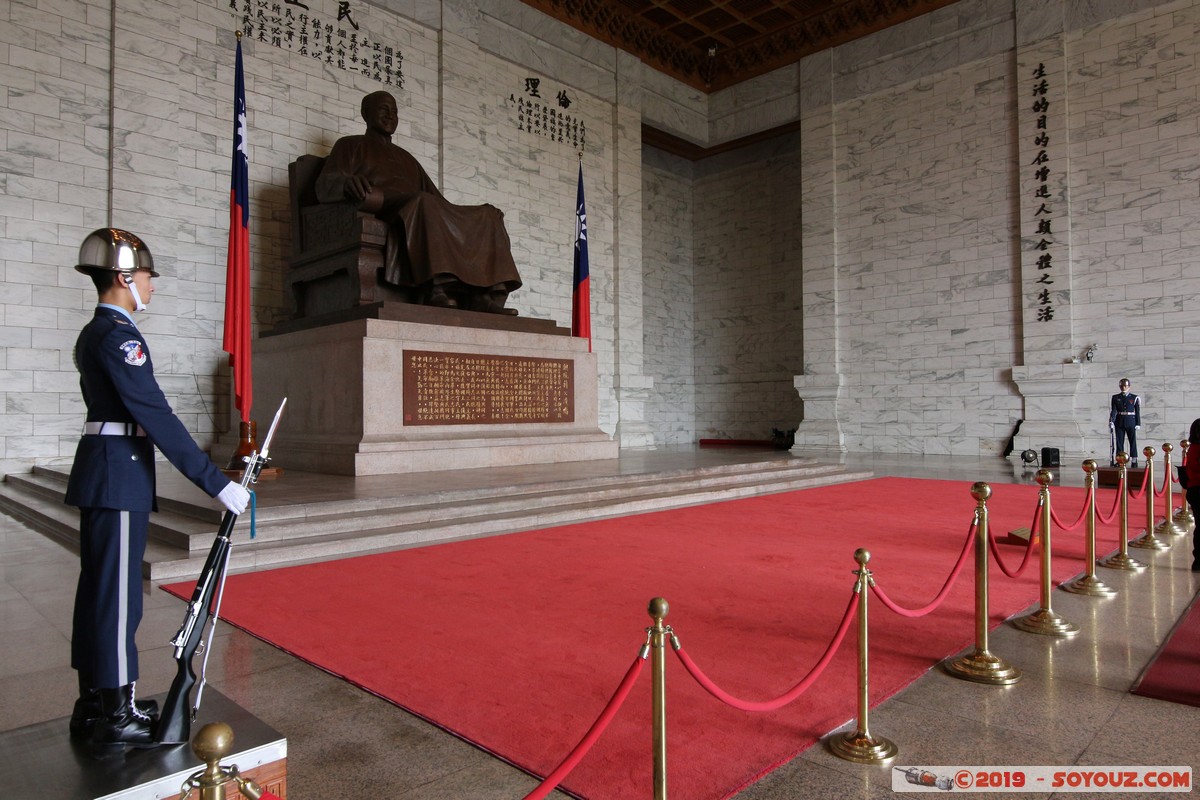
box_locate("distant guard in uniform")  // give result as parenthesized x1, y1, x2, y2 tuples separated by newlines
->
(1108, 377, 1141, 467)
(65, 229, 251, 754)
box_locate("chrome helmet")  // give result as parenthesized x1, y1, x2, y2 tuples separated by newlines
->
(74, 228, 159, 277)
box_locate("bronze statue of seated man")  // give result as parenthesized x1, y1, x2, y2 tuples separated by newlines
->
(315, 90, 521, 315)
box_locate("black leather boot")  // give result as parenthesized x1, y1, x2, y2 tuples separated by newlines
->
(71, 676, 159, 739)
(90, 684, 157, 756)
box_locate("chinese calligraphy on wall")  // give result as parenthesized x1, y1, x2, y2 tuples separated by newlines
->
(508, 77, 587, 150)
(1029, 62, 1055, 322)
(230, 0, 405, 88)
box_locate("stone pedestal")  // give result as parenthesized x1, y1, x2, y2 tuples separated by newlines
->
(1011, 363, 1086, 460)
(792, 374, 846, 453)
(249, 309, 618, 475)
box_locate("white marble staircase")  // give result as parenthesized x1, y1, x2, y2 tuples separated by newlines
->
(0, 453, 872, 582)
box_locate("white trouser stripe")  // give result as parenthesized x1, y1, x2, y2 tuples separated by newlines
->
(117, 511, 130, 686)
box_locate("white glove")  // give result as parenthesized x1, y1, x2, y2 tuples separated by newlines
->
(1109, 422, 1115, 429)
(217, 481, 251, 515)
(1135, 425, 1140, 430)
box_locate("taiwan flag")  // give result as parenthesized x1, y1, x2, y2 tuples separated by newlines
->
(223, 37, 252, 421)
(572, 161, 591, 351)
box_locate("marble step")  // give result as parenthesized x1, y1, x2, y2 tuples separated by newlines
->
(1, 458, 872, 582)
(6, 459, 850, 549)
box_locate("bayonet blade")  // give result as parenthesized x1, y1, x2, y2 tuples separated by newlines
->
(258, 397, 287, 460)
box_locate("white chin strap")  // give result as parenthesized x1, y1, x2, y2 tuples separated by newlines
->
(125, 275, 147, 312)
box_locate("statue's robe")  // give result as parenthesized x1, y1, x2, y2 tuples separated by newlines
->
(315, 133, 522, 292)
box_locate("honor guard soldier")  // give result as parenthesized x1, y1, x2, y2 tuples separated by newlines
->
(65, 229, 251, 754)
(1109, 378, 1142, 467)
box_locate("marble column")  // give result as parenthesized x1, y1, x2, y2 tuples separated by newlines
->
(613, 52, 656, 447)
(792, 53, 845, 452)
(1010, 3, 1087, 457)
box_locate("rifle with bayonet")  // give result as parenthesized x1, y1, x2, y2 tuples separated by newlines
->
(155, 398, 287, 745)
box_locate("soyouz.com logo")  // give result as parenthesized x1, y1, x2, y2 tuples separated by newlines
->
(892, 766, 1191, 792)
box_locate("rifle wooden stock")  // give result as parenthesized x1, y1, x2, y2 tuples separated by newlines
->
(155, 509, 237, 744)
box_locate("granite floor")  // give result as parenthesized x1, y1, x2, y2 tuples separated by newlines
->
(1, 449, 1197, 799)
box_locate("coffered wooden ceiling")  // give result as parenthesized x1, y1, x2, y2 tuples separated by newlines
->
(519, 0, 961, 92)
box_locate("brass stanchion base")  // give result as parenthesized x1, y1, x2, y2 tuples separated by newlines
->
(1060, 574, 1117, 597)
(1173, 507, 1194, 527)
(943, 649, 1022, 685)
(1011, 608, 1080, 637)
(1129, 531, 1171, 550)
(1099, 552, 1147, 571)
(1154, 517, 1189, 537)
(828, 729, 898, 765)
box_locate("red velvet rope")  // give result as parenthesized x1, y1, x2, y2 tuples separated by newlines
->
(1095, 479, 1122, 524)
(671, 591, 859, 712)
(1049, 488, 1088, 532)
(871, 522, 975, 617)
(987, 498, 1041, 578)
(1128, 466, 1150, 500)
(522, 653, 646, 800)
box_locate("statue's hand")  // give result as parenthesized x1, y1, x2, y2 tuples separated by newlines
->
(360, 187, 385, 214)
(344, 175, 372, 203)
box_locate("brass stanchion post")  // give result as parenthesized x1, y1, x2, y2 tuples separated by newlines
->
(1130, 446, 1170, 550)
(1175, 440, 1194, 529)
(1012, 469, 1080, 636)
(648, 597, 669, 800)
(1100, 451, 1146, 571)
(829, 549, 898, 764)
(1154, 443, 1187, 537)
(178, 722, 266, 800)
(1062, 460, 1116, 597)
(945, 482, 1022, 684)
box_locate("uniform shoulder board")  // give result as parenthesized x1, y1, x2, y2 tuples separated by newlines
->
(112, 316, 131, 325)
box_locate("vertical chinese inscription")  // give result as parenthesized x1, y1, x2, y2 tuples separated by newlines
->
(1029, 62, 1057, 322)
(403, 350, 574, 425)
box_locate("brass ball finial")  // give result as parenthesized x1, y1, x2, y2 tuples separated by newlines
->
(1116, 451, 1129, 466)
(1035, 468, 1053, 487)
(971, 481, 991, 502)
(1082, 459, 1097, 473)
(1144, 445, 1156, 459)
(854, 548, 870, 565)
(648, 597, 669, 621)
(192, 721, 234, 764)
(1163, 442, 1174, 454)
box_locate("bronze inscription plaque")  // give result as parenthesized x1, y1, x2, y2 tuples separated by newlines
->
(403, 350, 574, 425)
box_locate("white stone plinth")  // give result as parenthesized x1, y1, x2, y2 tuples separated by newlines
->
(792, 374, 845, 453)
(251, 318, 618, 475)
(1011, 363, 1086, 460)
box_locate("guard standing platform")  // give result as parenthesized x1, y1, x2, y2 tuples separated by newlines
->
(0, 688, 286, 798)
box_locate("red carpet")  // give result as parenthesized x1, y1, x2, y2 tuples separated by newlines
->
(1132, 590, 1200, 707)
(164, 477, 1096, 800)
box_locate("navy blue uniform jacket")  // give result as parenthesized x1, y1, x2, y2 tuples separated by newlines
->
(65, 307, 229, 512)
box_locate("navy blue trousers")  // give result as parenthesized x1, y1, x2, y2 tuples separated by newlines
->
(72, 508, 149, 688)
(1115, 426, 1138, 461)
